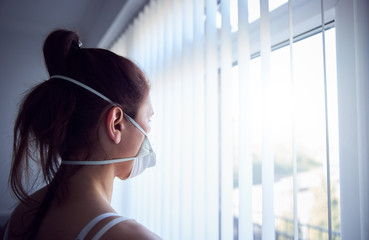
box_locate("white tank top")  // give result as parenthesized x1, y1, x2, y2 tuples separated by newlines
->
(3, 212, 130, 240)
(75, 213, 130, 240)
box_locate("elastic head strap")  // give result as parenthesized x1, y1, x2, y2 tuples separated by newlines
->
(124, 113, 148, 137)
(49, 75, 114, 104)
(49, 75, 148, 136)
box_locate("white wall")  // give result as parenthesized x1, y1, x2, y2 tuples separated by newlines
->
(0, 28, 48, 219)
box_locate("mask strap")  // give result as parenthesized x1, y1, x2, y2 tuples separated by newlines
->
(50, 75, 148, 137)
(62, 157, 136, 165)
(124, 114, 148, 137)
(49, 75, 114, 104)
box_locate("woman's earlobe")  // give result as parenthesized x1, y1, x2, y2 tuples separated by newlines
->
(106, 107, 124, 144)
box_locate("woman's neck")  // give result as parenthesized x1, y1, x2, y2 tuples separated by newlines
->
(66, 164, 116, 204)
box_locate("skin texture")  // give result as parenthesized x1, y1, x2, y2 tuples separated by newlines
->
(0, 95, 160, 240)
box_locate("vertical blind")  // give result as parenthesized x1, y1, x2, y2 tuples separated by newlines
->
(109, 0, 368, 239)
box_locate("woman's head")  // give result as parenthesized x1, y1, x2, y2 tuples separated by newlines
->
(10, 29, 150, 202)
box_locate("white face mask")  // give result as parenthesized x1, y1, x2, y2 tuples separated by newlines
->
(50, 75, 156, 179)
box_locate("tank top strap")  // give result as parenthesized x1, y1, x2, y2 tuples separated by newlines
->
(91, 216, 130, 240)
(75, 212, 120, 240)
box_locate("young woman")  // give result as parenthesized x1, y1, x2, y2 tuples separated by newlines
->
(0, 29, 161, 240)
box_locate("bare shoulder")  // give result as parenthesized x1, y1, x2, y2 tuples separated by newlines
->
(101, 219, 162, 240)
(2, 187, 48, 239)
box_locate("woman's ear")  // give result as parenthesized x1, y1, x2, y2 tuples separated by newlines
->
(106, 106, 124, 144)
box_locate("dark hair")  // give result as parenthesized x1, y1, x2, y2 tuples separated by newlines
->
(9, 29, 149, 238)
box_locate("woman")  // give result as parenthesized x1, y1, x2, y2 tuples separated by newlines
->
(0, 29, 161, 240)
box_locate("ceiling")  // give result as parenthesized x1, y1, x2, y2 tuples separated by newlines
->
(0, 0, 149, 96)
(0, 0, 147, 48)
(0, 0, 148, 91)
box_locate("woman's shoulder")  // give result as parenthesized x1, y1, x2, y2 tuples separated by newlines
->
(100, 218, 162, 240)
(3, 188, 162, 240)
(1, 187, 48, 240)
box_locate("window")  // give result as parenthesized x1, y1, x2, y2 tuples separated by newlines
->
(232, 27, 340, 239)
(109, 0, 369, 239)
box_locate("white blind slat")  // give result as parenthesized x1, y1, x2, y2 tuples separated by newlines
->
(287, 0, 298, 240)
(192, 0, 206, 239)
(354, 0, 369, 239)
(162, 0, 173, 238)
(204, 0, 220, 239)
(237, 0, 253, 239)
(220, 0, 234, 239)
(180, 0, 194, 239)
(168, 1, 181, 238)
(153, 0, 165, 235)
(260, 0, 275, 239)
(320, 1, 333, 240)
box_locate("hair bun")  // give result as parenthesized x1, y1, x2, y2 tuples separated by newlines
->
(43, 29, 80, 76)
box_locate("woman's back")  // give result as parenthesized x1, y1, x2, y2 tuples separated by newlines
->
(3, 185, 159, 240)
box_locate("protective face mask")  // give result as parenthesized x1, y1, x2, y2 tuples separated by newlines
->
(50, 75, 156, 179)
